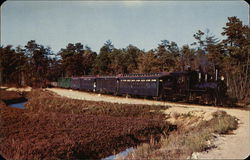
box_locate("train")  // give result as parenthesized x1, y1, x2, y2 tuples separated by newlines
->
(50, 69, 227, 105)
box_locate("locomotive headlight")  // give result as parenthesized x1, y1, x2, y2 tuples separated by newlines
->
(221, 76, 225, 81)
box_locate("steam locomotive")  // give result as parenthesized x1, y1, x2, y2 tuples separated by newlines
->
(52, 69, 226, 105)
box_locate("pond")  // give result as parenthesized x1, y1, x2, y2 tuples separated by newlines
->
(9, 102, 26, 109)
(102, 147, 134, 160)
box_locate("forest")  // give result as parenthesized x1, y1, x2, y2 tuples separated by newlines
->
(0, 16, 249, 104)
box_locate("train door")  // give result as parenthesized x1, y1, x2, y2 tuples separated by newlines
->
(158, 76, 174, 100)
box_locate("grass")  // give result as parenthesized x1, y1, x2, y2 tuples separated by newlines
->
(209, 111, 238, 134)
(120, 110, 238, 160)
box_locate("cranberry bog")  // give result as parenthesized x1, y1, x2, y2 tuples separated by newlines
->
(0, 90, 173, 159)
(0, 89, 27, 105)
(25, 91, 169, 118)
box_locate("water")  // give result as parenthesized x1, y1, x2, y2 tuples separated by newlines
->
(102, 147, 134, 160)
(9, 102, 26, 109)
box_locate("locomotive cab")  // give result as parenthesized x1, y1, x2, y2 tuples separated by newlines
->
(159, 71, 190, 100)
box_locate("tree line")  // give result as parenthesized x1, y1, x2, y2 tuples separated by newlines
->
(0, 16, 249, 103)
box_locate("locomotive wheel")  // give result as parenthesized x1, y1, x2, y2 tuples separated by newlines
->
(187, 92, 195, 103)
(201, 94, 209, 105)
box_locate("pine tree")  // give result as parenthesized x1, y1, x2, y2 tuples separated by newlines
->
(221, 16, 250, 102)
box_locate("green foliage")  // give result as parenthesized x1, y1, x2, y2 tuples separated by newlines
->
(109, 48, 127, 74)
(156, 41, 179, 72)
(220, 17, 250, 102)
(59, 43, 96, 77)
(137, 50, 160, 73)
(94, 46, 112, 75)
(0, 45, 26, 85)
(124, 45, 142, 73)
(0, 41, 54, 87)
(47, 57, 63, 81)
(92, 40, 114, 75)
(94, 42, 142, 75)
(178, 45, 196, 71)
(24, 40, 53, 87)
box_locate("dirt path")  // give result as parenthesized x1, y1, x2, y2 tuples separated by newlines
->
(47, 88, 250, 159)
(0, 86, 32, 92)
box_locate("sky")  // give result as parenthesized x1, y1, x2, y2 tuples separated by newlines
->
(1, 0, 249, 53)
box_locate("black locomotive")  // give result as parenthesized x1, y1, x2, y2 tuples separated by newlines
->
(56, 69, 226, 105)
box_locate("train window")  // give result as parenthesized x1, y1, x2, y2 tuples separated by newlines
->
(136, 79, 140, 82)
(177, 76, 185, 84)
(141, 79, 145, 82)
(151, 79, 157, 82)
(146, 79, 150, 82)
(160, 79, 163, 82)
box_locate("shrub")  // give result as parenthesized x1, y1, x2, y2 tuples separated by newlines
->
(122, 111, 238, 159)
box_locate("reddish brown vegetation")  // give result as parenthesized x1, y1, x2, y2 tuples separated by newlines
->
(0, 90, 172, 159)
(0, 89, 27, 104)
(26, 97, 169, 118)
(25, 89, 170, 118)
(0, 89, 22, 100)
